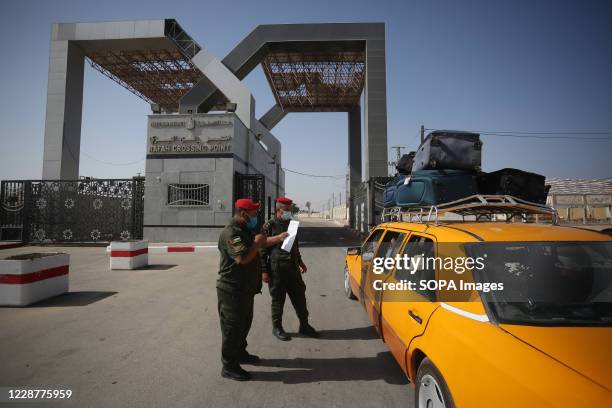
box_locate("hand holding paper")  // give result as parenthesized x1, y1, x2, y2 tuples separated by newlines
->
(281, 220, 299, 252)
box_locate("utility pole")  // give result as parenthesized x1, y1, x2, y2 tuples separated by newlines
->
(390, 146, 405, 163)
(389, 146, 406, 175)
(420, 125, 425, 144)
(332, 193, 335, 219)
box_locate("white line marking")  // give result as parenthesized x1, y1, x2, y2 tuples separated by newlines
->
(441, 303, 489, 322)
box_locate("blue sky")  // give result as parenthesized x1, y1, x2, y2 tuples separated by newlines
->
(0, 0, 610, 210)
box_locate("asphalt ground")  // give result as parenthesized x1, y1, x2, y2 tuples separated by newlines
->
(0, 218, 414, 407)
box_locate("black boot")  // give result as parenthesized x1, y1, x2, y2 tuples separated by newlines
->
(221, 365, 251, 381)
(299, 322, 320, 338)
(239, 351, 261, 364)
(272, 326, 291, 341)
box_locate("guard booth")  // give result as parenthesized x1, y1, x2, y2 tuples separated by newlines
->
(142, 112, 283, 242)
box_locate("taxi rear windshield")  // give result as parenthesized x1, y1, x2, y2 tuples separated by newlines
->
(465, 241, 612, 326)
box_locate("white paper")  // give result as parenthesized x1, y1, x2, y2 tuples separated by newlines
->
(281, 220, 300, 252)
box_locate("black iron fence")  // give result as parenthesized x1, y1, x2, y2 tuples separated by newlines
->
(234, 173, 266, 231)
(0, 178, 145, 243)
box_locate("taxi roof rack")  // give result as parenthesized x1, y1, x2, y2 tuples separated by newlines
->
(381, 194, 558, 225)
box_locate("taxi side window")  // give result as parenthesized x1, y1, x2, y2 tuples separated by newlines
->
(396, 234, 436, 301)
(374, 231, 407, 273)
(362, 229, 384, 261)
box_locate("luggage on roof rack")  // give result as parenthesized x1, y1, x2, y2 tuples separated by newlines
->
(396, 169, 478, 207)
(383, 175, 406, 208)
(477, 168, 550, 204)
(383, 170, 478, 208)
(395, 151, 416, 175)
(381, 194, 558, 225)
(412, 130, 482, 172)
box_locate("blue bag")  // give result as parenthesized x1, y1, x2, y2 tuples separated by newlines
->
(395, 170, 478, 207)
(383, 175, 406, 208)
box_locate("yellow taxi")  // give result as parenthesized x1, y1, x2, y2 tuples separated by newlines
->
(344, 221, 612, 407)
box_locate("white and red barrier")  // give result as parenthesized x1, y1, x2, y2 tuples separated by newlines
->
(148, 245, 216, 254)
(106, 244, 216, 254)
(0, 253, 70, 306)
(109, 241, 149, 269)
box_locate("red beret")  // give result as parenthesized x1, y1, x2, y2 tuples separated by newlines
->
(276, 197, 293, 205)
(235, 198, 260, 210)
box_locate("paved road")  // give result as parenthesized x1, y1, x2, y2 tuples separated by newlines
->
(0, 218, 414, 407)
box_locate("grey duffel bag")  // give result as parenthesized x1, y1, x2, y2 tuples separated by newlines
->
(412, 130, 482, 172)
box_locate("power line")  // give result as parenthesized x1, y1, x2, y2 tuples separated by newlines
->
(480, 133, 611, 140)
(81, 151, 145, 166)
(282, 167, 345, 178)
(479, 130, 612, 135)
(425, 128, 612, 135)
(424, 128, 612, 140)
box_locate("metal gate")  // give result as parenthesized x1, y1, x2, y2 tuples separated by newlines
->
(351, 176, 394, 233)
(234, 173, 266, 229)
(0, 178, 145, 243)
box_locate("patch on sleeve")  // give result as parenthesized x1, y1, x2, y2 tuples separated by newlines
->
(229, 236, 247, 253)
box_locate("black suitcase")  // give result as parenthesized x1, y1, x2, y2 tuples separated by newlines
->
(477, 168, 550, 204)
(412, 131, 482, 172)
(395, 152, 416, 175)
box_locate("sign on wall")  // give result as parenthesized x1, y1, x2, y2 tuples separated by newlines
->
(147, 115, 233, 155)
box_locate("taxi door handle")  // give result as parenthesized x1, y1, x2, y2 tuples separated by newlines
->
(408, 310, 422, 324)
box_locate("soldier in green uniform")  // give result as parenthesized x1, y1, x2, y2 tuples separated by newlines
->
(217, 198, 288, 381)
(261, 197, 319, 341)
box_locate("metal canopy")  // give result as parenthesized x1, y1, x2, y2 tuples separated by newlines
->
(261, 42, 366, 112)
(87, 48, 202, 112)
(82, 20, 203, 112)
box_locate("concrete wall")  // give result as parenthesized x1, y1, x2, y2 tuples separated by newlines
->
(232, 115, 285, 218)
(143, 113, 282, 242)
(42, 20, 170, 179)
(321, 204, 348, 223)
(42, 40, 84, 179)
(143, 157, 233, 242)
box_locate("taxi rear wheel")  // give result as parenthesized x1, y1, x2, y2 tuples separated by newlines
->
(344, 264, 357, 300)
(415, 358, 455, 408)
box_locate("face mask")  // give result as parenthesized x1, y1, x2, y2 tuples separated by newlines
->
(246, 214, 258, 231)
(281, 211, 292, 221)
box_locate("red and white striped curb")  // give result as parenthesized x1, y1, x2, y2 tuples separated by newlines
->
(106, 245, 216, 254)
(0, 242, 25, 250)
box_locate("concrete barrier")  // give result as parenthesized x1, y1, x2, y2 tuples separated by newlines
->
(0, 253, 70, 306)
(106, 244, 216, 254)
(110, 241, 149, 269)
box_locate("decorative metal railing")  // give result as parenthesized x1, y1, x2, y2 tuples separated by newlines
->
(0, 178, 144, 243)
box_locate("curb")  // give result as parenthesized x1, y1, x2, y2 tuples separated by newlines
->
(105, 245, 216, 254)
(0, 242, 26, 251)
